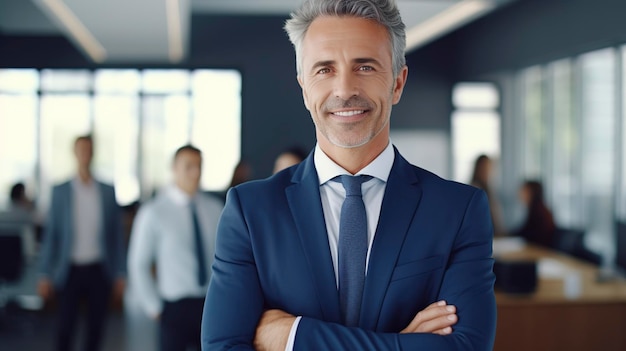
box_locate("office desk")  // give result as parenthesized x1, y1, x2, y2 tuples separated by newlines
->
(494, 240, 626, 351)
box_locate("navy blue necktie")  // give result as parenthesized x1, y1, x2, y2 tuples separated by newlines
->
(336, 174, 372, 327)
(191, 202, 208, 286)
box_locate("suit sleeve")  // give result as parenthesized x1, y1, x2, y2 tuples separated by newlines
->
(202, 188, 263, 350)
(292, 189, 497, 351)
(202, 188, 496, 351)
(110, 186, 127, 277)
(38, 186, 60, 279)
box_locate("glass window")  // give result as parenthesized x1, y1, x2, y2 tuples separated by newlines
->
(0, 69, 39, 93)
(39, 95, 91, 212)
(93, 95, 140, 206)
(191, 69, 242, 191)
(41, 69, 92, 92)
(0, 95, 38, 209)
(94, 69, 141, 94)
(141, 95, 191, 199)
(452, 82, 499, 109)
(142, 70, 190, 94)
(452, 111, 501, 183)
(579, 48, 617, 260)
(451, 82, 501, 184)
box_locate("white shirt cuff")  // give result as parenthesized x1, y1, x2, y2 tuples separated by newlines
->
(284, 316, 302, 351)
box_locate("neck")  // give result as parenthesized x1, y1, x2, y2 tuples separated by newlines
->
(318, 134, 388, 175)
(77, 168, 92, 183)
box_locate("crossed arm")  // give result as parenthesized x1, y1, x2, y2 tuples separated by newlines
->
(254, 300, 458, 351)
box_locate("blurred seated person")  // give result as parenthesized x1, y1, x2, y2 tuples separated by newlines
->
(272, 146, 308, 174)
(7, 182, 43, 244)
(469, 154, 506, 236)
(10, 182, 35, 212)
(513, 180, 556, 248)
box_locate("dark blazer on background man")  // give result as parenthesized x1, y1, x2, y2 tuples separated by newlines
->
(203, 148, 497, 350)
(39, 180, 126, 287)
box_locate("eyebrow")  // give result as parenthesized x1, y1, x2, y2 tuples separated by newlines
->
(309, 57, 384, 74)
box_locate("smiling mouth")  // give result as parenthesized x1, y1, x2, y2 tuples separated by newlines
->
(332, 110, 366, 117)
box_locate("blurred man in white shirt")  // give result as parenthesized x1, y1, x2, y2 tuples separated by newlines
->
(128, 144, 223, 351)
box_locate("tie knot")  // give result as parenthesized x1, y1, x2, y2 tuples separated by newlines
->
(336, 175, 372, 196)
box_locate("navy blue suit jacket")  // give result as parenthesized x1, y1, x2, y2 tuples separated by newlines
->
(202, 149, 496, 350)
(39, 180, 126, 287)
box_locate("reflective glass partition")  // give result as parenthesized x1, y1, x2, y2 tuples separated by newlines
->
(520, 66, 545, 179)
(620, 46, 626, 221)
(548, 59, 582, 227)
(579, 48, 617, 259)
(451, 82, 501, 183)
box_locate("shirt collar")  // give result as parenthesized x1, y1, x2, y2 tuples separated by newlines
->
(72, 177, 97, 190)
(166, 184, 196, 206)
(314, 141, 395, 185)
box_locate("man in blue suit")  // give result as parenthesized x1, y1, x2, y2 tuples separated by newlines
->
(202, 0, 496, 349)
(38, 135, 126, 351)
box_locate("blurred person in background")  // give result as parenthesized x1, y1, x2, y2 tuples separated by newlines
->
(470, 154, 506, 236)
(513, 180, 556, 248)
(272, 145, 308, 174)
(10, 182, 35, 212)
(37, 135, 126, 351)
(127, 144, 223, 351)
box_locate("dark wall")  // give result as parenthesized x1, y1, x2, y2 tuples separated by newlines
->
(441, 0, 626, 80)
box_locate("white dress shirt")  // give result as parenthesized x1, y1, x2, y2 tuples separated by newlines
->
(127, 185, 224, 318)
(71, 178, 102, 264)
(286, 142, 395, 350)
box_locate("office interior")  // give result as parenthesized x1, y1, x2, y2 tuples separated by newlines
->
(1, 0, 626, 350)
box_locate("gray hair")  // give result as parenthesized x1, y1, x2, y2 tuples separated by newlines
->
(284, 0, 406, 78)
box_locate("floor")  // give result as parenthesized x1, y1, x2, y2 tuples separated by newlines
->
(0, 259, 159, 351)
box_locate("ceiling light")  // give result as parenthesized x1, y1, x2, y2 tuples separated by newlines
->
(36, 0, 107, 63)
(406, 0, 497, 52)
(166, 0, 183, 63)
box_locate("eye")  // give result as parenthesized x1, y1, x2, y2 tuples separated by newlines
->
(358, 66, 374, 72)
(316, 68, 331, 75)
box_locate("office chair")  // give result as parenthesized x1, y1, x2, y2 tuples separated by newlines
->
(0, 231, 25, 331)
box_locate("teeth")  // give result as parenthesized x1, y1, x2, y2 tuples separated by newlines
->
(333, 110, 364, 117)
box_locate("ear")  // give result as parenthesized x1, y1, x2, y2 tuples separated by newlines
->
(297, 75, 311, 111)
(392, 65, 409, 105)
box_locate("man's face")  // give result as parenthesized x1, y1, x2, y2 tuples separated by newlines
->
(297, 16, 407, 150)
(173, 150, 202, 195)
(74, 139, 93, 169)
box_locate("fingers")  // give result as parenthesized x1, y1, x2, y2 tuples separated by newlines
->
(401, 300, 458, 335)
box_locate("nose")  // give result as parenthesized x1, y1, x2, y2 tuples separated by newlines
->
(333, 70, 359, 100)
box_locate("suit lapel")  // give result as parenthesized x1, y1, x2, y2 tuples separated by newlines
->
(360, 149, 423, 330)
(286, 155, 341, 323)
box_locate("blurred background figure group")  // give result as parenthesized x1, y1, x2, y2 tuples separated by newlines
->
(37, 135, 126, 351)
(127, 144, 223, 351)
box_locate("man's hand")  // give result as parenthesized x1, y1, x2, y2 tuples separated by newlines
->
(37, 278, 54, 301)
(254, 309, 297, 351)
(400, 300, 457, 335)
(112, 278, 126, 303)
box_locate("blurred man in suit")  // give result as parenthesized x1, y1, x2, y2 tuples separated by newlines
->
(128, 144, 223, 351)
(38, 135, 126, 351)
(202, 0, 496, 350)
